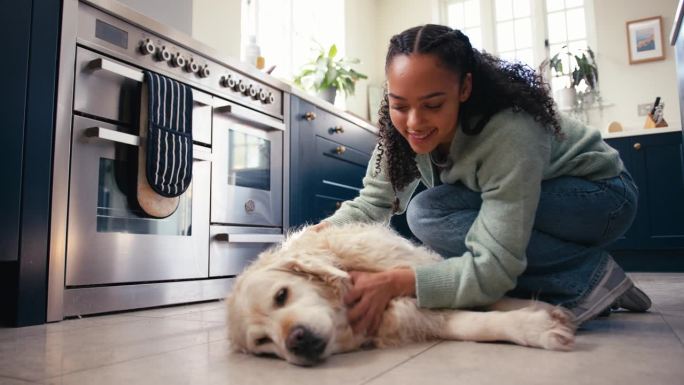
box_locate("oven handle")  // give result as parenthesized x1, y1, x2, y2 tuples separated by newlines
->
(84, 126, 212, 161)
(88, 58, 214, 106)
(214, 104, 286, 131)
(214, 233, 285, 244)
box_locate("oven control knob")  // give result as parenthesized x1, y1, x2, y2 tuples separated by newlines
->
(240, 83, 252, 96)
(170, 53, 186, 68)
(156, 46, 171, 62)
(199, 65, 211, 78)
(266, 93, 275, 104)
(234, 80, 246, 93)
(249, 86, 259, 99)
(139, 39, 155, 55)
(184, 59, 199, 73)
(258, 89, 269, 102)
(221, 75, 236, 88)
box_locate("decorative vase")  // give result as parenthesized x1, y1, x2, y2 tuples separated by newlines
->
(555, 87, 577, 110)
(581, 91, 595, 106)
(317, 87, 337, 104)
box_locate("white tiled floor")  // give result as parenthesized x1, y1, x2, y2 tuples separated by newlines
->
(1, 273, 682, 385)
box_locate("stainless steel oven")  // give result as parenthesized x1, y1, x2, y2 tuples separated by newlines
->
(211, 100, 285, 227)
(48, 0, 290, 320)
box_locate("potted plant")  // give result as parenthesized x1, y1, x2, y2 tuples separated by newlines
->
(294, 43, 368, 104)
(543, 46, 599, 110)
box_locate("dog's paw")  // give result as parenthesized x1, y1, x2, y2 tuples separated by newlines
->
(517, 306, 576, 351)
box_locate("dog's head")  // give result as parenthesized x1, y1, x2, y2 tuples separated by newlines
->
(227, 246, 352, 366)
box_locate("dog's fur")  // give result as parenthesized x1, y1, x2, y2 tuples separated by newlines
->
(227, 223, 575, 365)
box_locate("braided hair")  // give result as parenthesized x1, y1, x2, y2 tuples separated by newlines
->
(377, 24, 561, 192)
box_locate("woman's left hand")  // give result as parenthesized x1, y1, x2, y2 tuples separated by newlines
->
(344, 269, 416, 336)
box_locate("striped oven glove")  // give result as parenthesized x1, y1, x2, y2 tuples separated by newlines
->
(142, 71, 193, 197)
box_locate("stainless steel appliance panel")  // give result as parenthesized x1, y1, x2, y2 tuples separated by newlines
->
(211, 101, 283, 226)
(76, 3, 284, 119)
(66, 115, 210, 286)
(209, 226, 283, 277)
(63, 278, 234, 317)
(74, 47, 213, 145)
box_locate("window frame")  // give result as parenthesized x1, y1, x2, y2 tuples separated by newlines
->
(440, 0, 597, 71)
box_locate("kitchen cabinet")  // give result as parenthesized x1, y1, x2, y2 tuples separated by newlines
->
(605, 132, 684, 251)
(289, 95, 377, 227)
(288, 94, 421, 239)
(1, 0, 61, 326)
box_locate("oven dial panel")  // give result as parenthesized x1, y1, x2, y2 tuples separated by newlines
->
(79, 4, 284, 119)
(132, 37, 282, 118)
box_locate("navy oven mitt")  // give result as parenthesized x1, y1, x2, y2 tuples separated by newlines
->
(143, 71, 193, 197)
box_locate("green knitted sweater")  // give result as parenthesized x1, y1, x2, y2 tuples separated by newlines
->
(324, 109, 624, 309)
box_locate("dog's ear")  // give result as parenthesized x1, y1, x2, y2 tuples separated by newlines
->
(277, 253, 349, 291)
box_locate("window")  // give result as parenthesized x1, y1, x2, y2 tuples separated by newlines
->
(545, 0, 588, 93)
(242, 0, 345, 83)
(443, 0, 484, 50)
(494, 0, 534, 66)
(442, 0, 590, 73)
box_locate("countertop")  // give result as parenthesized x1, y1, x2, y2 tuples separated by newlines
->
(601, 126, 682, 139)
(287, 85, 379, 135)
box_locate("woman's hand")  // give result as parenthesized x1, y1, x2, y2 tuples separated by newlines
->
(344, 269, 416, 336)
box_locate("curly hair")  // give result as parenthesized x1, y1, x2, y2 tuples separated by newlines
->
(377, 24, 561, 192)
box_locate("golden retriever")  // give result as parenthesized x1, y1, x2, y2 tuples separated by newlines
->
(227, 223, 575, 366)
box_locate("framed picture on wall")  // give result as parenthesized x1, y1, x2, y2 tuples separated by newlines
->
(626, 16, 665, 64)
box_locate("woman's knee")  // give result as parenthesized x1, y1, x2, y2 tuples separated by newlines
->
(406, 189, 433, 237)
(405, 184, 480, 241)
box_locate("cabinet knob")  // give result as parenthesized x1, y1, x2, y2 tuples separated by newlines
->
(330, 126, 344, 134)
(634, 142, 642, 150)
(304, 112, 316, 121)
(335, 201, 342, 209)
(335, 145, 346, 154)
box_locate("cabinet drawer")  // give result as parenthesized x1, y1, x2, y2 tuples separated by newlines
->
(316, 136, 369, 188)
(209, 226, 284, 277)
(295, 98, 377, 154)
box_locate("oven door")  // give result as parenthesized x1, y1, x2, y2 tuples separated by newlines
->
(65, 115, 211, 286)
(211, 100, 284, 226)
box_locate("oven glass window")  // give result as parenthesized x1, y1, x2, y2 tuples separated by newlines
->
(227, 129, 271, 191)
(96, 157, 192, 235)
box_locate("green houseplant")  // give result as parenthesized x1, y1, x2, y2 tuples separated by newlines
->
(544, 45, 600, 110)
(294, 43, 368, 103)
(548, 46, 599, 91)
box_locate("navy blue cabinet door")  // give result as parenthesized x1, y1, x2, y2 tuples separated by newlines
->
(606, 132, 684, 250)
(289, 96, 375, 227)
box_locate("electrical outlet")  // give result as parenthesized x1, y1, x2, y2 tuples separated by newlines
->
(638, 103, 652, 116)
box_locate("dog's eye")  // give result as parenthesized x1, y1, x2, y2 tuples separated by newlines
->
(255, 336, 272, 346)
(274, 287, 288, 307)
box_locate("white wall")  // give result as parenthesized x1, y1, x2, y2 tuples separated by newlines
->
(593, 0, 680, 131)
(345, 0, 380, 120)
(373, 0, 440, 83)
(192, 0, 242, 59)
(119, 0, 193, 35)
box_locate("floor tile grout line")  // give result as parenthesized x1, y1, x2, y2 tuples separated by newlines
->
(0, 316, 221, 345)
(0, 374, 45, 384)
(37, 334, 229, 382)
(657, 310, 684, 347)
(0, 316, 153, 344)
(357, 341, 444, 385)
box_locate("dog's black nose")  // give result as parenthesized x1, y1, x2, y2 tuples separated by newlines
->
(286, 325, 326, 361)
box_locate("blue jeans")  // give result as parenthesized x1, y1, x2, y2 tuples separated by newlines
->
(405, 172, 638, 308)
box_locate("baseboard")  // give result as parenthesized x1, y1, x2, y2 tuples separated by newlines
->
(612, 250, 684, 272)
